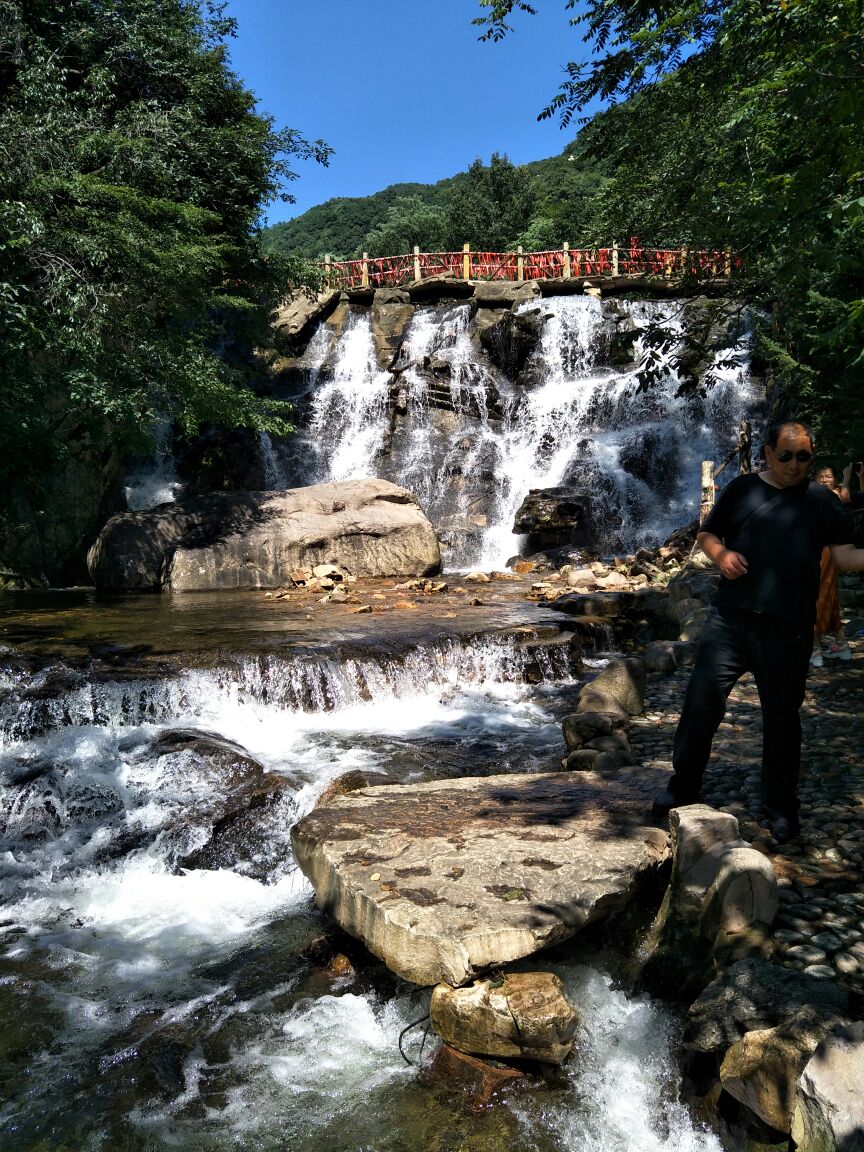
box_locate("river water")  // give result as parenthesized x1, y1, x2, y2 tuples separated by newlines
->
(0, 589, 722, 1152)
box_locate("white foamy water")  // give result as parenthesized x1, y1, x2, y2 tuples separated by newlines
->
(307, 312, 392, 480)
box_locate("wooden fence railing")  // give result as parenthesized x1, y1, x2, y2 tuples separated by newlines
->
(320, 240, 738, 290)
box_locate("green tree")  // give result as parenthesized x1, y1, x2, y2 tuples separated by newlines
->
(474, 0, 864, 455)
(445, 152, 536, 250)
(360, 195, 449, 257)
(0, 0, 328, 579)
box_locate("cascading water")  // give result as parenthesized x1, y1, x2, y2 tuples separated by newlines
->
(124, 419, 184, 511)
(293, 295, 759, 570)
(0, 626, 720, 1152)
(306, 312, 392, 481)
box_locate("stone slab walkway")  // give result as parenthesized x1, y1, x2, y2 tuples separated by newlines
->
(629, 630, 864, 993)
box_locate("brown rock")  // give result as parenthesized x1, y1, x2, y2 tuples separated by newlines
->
(426, 1043, 523, 1108)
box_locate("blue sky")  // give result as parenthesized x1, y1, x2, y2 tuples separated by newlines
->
(221, 1, 593, 225)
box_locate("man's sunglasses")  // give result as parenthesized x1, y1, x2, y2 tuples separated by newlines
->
(775, 450, 812, 464)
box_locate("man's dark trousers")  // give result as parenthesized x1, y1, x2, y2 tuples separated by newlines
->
(668, 606, 813, 820)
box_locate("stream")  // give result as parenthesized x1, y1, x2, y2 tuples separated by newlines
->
(0, 589, 722, 1151)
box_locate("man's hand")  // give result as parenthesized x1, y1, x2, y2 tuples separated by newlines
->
(697, 530, 748, 579)
(716, 549, 749, 579)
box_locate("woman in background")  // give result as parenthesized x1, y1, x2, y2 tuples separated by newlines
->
(812, 465, 851, 667)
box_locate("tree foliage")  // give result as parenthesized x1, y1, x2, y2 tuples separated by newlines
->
(474, 0, 864, 457)
(0, 0, 329, 572)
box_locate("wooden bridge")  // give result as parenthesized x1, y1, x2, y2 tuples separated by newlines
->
(320, 240, 737, 291)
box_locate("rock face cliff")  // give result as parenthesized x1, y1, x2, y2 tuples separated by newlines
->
(87, 478, 441, 591)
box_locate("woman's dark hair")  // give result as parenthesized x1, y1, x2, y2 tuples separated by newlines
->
(764, 417, 815, 452)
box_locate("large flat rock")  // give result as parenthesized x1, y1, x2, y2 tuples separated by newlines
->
(291, 769, 671, 986)
(87, 478, 441, 591)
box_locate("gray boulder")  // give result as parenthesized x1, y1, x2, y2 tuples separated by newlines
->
(588, 657, 646, 716)
(272, 288, 340, 345)
(88, 478, 441, 591)
(792, 1022, 864, 1152)
(639, 806, 778, 1000)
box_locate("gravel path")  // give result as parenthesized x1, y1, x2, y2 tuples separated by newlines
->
(629, 626, 864, 992)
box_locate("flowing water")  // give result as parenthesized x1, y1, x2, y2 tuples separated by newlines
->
(0, 595, 721, 1152)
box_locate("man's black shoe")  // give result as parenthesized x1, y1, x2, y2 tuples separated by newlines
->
(763, 815, 800, 845)
(651, 787, 698, 817)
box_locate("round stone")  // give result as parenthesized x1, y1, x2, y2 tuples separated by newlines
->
(803, 964, 836, 979)
(786, 945, 829, 965)
(834, 952, 862, 976)
(810, 931, 844, 952)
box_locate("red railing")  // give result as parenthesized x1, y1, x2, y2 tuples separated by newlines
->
(320, 240, 738, 290)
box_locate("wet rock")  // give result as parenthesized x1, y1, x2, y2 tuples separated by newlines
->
(272, 288, 340, 346)
(88, 478, 441, 591)
(791, 1021, 864, 1152)
(430, 972, 578, 1064)
(291, 767, 672, 986)
(426, 1042, 524, 1108)
(512, 487, 596, 553)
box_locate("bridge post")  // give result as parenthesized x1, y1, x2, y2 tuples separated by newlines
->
(700, 460, 715, 522)
(563, 242, 571, 280)
(738, 421, 752, 474)
(361, 252, 369, 289)
(324, 254, 331, 286)
(413, 245, 421, 284)
(680, 245, 688, 275)
(612, 241, 619, 277)
(462, 243, 471, 281)
(664, 252, 672, 279)
(724, 247, 732, 277)
(517, 245, 524, 282)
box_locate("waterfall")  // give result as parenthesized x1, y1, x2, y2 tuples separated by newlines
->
(306, 312, 392, 481)
(124, 418, 184, 510)
(297, 295, 758, 570)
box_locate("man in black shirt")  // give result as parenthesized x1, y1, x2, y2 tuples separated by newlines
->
(654, 419, 864, 842)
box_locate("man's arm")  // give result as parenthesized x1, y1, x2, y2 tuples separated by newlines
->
(830, 543, 864, 572)
(697, 531, 749, 579)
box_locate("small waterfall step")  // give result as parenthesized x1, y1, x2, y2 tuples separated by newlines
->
(291, 766, 671, 987)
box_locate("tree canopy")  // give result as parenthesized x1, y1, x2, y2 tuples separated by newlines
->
(0, 0, 329, 577)
(474, 0, 864, 458)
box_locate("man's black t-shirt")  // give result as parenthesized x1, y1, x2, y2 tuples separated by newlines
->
(701, 474, 853, 622)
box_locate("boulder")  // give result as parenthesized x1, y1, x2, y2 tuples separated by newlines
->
(272, 288, 340, 345)
(791, 1022, 864, 1152)
(576, 688, 630, 722)
(562, 711, 614, 749)
(88, 479, 441, 591)
(430, 972, 578, 1064)
(291, 768, 672, 986)
(512, 487, 596, 553)
(644, 640, 677, 674)
(720, 1007, 850, 1135)
(588, 657, 646, 716)
(684, 960, 853, 1057)
(639, 807, 778, 1000)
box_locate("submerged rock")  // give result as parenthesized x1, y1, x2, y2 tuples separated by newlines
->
(88, 478, 441, 591)
(290, 768, 671, 986)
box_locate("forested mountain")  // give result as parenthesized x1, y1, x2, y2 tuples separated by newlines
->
(262, 144, 610, 259)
